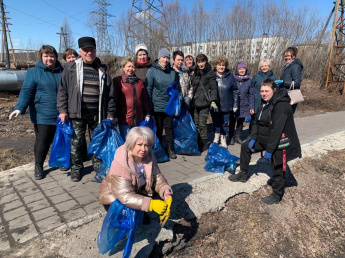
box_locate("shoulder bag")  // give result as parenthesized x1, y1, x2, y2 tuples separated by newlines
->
(288, 81, 304, 105)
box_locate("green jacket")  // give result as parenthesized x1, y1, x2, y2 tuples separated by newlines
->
(145, 60, 179, 112)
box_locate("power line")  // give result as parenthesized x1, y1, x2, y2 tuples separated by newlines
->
(6, 4, 85, 37)
(41, 0, 90, 27)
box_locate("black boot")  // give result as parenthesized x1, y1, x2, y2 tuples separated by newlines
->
(262, 193, 281, 204)
(202, 139, 210, 152)
(235, 125, 243, 144)
(167, 141, 177, 159)
(229, 126, 235, 145)
(34, 164, 44, 180)
(228, 170, 247, 182)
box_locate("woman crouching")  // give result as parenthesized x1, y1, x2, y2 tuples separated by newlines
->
(229, 79, 301, 204)
(99, 126, 172, 217)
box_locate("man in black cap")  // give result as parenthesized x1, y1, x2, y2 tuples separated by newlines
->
(57, 36, 116, 182)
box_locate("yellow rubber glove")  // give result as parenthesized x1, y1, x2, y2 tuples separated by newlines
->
(149, 199, 167, 216)
(160, 198, 172, 227)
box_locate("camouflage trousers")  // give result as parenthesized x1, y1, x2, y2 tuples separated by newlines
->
(70, 113, 101, 173)
(194, 107, 209, 140)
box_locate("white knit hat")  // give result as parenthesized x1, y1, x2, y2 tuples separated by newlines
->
(135, 44, 148, 56)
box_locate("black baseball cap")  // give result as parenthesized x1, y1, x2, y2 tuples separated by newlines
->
(78, 37, 96, 49)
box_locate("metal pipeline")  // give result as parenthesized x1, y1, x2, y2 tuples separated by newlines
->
(0, 68, 26, 92)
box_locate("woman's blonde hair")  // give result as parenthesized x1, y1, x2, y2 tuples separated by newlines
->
(258, 59, 271, 72)
(213, 56, 229, 69)
(125, 126, 155, 153)
(121, 56, 136, 68)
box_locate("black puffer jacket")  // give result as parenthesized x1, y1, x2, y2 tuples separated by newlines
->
(280, 58, 303, 90)
(250, 87, 301, 165)
(191, 63, 218, 109)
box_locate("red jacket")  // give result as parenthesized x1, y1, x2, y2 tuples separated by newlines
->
(114, 74, 149, 126)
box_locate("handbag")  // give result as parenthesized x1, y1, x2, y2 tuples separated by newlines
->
(288, 81, 304, 105)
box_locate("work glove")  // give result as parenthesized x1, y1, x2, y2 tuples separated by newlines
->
(275, 80, 283, 86)
(145, 115, 151, 122)
(149, 199, 168, 216)
(248, 139, 255, 152)
(9, 110, 21, 120)
(184, 97, 191, 106)
(233, 107, 238, 113)
(159, 197, 172, 227)
(263, 151, 272, 161)
(245, 116, 251, 123)
(210, 102, 218, 112)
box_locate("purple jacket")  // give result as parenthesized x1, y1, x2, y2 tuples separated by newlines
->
(235, 75, 254, 118)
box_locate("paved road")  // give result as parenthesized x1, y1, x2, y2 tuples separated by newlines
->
(1, 110, 345, 252)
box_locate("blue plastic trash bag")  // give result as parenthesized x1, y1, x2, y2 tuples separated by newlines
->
(173, 108, 200, 156)
(139, 117, 169, 163)
(97, 199, 143, 258)
(204, 142, 240, 173)
(164, 81, 182, 117)
(49, 117, 74, 168)
(88, 119, 124, 182)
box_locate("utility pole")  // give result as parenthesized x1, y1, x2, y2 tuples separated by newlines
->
(0, 0, 10, 68)
(91, 0, 114, 57)
(125, 0, 170, 58)
(326, 0, 345, 93)
(56, 27, 67, 60)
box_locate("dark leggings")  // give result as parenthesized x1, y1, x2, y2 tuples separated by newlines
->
(34, 124, 56, 166)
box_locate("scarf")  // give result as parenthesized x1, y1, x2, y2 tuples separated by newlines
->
(137, 59, 148, 66)
(124, 73, 138, 84)
(158, 61, 166, 71)
(234, 74, 250, 82)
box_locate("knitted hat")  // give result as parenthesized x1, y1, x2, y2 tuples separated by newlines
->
(184, 53, 194, 60)
(158, 48, 170, 59)
(135, 44, 148, 56)
(236, 62, 247, 71)
(78, 37, 96, 49)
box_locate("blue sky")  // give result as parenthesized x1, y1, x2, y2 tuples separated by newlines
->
(5, 0, 333, 54)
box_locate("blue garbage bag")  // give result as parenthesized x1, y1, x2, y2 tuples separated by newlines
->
(139, 117, 169, 163)
(204, 142, 240, 173)
(49, 117, 74, 168)
(173, 108, 200, 156)
(88, 119, 124, 182)
(164, 81, 182, 117)
(97, 199, 144, 257)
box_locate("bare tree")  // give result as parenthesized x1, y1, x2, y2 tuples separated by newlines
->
(61, 18, 75, 51)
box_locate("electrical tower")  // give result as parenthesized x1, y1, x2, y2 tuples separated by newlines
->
(326, 0, 345, 93)
(91, 0, 114, 57)
(125, 0, 170, 58)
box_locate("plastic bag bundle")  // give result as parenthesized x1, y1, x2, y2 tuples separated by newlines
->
(173, 108, 200, 156)
(164, 81, 182, 117)
(49, 117, 74, 168)
(139, 117, 169, 163)
(88, 119, 124, 182)
(97, 199, 143, 258)
(204, 142, 240, 173)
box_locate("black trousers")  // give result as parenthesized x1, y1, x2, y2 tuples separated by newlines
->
(240, 138, 285, 197)
(153, 112, 174, 143)
(34, 124, 56, 166)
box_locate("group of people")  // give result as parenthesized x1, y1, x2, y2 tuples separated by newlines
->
(9, 36, 303, 205)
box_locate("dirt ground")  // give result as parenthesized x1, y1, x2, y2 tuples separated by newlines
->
(167, 150, 345, 257)
(1, 79, 344, 171)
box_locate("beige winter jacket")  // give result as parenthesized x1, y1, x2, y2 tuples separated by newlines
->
(98, 145, 172, 212)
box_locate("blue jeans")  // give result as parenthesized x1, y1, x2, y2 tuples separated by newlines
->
(119, 124, 132, 141)
(211, 111, 231, 135)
